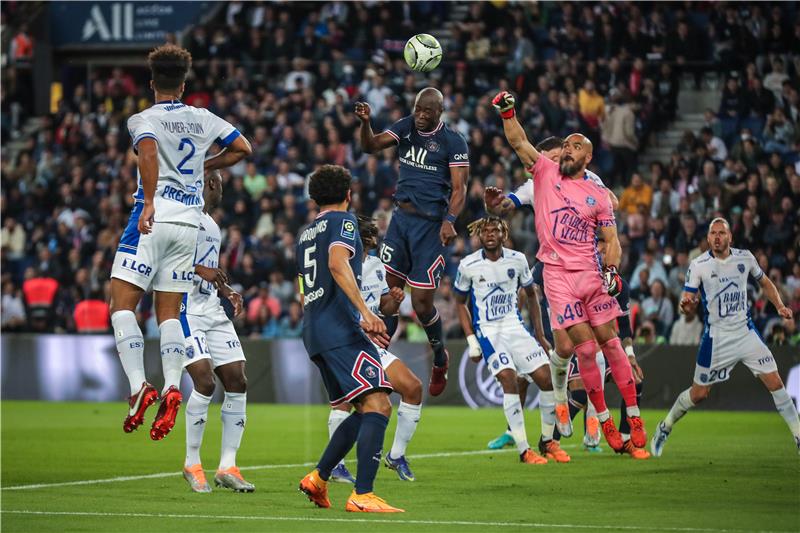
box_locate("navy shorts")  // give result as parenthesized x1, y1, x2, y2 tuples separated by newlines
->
(312, 338, 393, 407)
(381, 208, 445, 289)
(567, 354, 612, 383)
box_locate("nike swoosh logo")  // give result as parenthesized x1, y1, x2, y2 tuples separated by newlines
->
(349, 500, 366, 510)
(129, 390, 144, 417)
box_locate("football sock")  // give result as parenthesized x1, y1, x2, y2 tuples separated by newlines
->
(418, 309, 446, 367)
(549, 351, 570, 404)
(383, 314, 399, 338)
(111, 310, 146, 394)
(575, 340, 608, 413)
(770, 387, 800, 439)
(317, 412, 362, 481)
(328, 409, 350, 467)
(619, 382, 644, 437)
(390, 401, 421, 458)
(355, 412, 389, 494)
(503, 393, 529, 453)
(595, 350, 607, 388)
(601, 337, 640, 416)
(664, 388, 695, 429)
(185, 389, 212, 467)
(158, 319, 186, 393)
(219, 392, 246, 470)
(539, 390, 556, 441)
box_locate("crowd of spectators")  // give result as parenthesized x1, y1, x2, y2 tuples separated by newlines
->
(1, 2, 798, 346)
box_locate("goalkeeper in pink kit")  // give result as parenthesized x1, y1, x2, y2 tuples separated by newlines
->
(486, 91, 645, 451)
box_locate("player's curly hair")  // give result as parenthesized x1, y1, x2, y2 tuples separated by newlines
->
(148, 44, 192, 93)
(308, 164, 352, 207)
(357, 214, 379, 251)
(467, 215, 509, 238)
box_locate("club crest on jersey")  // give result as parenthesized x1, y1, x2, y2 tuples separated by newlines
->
(586, 196, 596, 206)
(376, 269, 383, 282)
(341, 219, 356, 240)
(426, 140, 440, 152)
(365, 366, 377, 379)
(507, 268, 515, 279)
(738, 264, 745, 273)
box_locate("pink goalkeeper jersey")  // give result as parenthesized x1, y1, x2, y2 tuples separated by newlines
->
(529, 157, 615, 271)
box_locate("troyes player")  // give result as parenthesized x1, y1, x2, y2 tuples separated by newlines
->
(487, 91, 645, 452)
(180, 171, 255, 493)
(356, 88, 469, 396)
(652, 218, 800, 457)
(110, 44, 251, 440)
(328, 215, 424, 483)
(297, 165, 403, 513)
(455, 217, 570, 464)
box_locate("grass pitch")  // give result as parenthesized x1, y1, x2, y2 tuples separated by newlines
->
(1, 401, 798, 533)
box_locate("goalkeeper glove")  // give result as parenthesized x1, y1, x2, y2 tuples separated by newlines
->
(492, 91, 516, 119)
(604, 266, 622, 298)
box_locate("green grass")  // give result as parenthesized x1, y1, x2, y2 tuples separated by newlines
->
(1, 401, 798, 533)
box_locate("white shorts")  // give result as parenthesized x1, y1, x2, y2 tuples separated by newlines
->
(181, 309, 245, 369)
(111, 210, 197, 293)
(477, 321, 549, 378)
(372, 342, 399, 370)
(693, 326, 776, 385)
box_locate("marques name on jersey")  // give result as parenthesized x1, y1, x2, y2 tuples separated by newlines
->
(299, 221, 328, 243)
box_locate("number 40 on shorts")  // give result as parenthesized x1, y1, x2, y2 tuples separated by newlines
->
(557, 302, 584, 324)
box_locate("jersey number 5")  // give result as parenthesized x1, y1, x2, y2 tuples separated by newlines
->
(177, 137, 196, 175)
(304, 244, 317, 288)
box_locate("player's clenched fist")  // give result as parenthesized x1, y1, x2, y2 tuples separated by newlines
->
(466, 334, 482, 362)
(492, 91, 516, 119)
(354, 102, 371, 122)
(679, 293, 698, 315)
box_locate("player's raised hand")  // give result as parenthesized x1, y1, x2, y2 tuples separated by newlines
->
(361, 309, 390, 348)
(484, 186, 505, 212)
(354, 102, 372, 122)
(492, 91, 516, 119)
(389, 286, 405, 303)
(195, 265, 229, 287)
(137, 202, 155, 234)
(777, 305, 794, 322)
(679, 293, 699, 315)
(440, 220, 457, 246)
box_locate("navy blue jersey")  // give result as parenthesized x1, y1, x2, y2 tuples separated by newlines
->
(385, 115, 469, 219)
(296, 210, 366, 355)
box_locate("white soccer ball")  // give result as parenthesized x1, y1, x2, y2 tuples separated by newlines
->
(404, 33, 442, 73)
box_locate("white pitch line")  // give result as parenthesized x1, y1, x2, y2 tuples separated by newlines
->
(1, 510, 792, 533)
(3, 448, 531, 491)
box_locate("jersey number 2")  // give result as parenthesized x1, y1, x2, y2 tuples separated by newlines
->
(177, 138, 195, 175)
(304, 244, 317, 288)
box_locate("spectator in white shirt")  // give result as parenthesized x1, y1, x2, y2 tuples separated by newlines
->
(669, 305, 703, 345)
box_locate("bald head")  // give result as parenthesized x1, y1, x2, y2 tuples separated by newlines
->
(558, 133, 594, 178)
(413, 87, 444, 132)
(564, 133, 593, 154)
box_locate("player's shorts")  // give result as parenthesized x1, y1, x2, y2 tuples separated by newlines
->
(567, 351, 611, 384)
(111, 204, 197, 293)
(375, 344, 399, 370)
(181, 308, 245, 369)
(476, 321, 549, 378)
(312, 337, 393, 407)
(693, 325, 777, 386)
(381, 208, 445, 289)
(543, 264, 621, 331)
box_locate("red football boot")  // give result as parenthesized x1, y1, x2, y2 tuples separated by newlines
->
(123, 382, 158, 433)
(150, 386, 182, 441)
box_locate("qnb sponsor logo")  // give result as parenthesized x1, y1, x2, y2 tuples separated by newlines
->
(162, 185, 202, 206)
(458, 347, 540, 409)
(121, 258, 152, 277)
(303, 287, 325, 305)
(453, 153, 468, 161)
(172, 270, 194, 281)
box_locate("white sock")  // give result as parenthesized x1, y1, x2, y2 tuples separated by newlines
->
(111, 310, 146, 394)
(538, 390, 555, 441)
(390, 401, 421, 458)
(185, 389, 212, 467)
(158, 319, 186, 393)
(328, 409, 350, 467)
(664, 388, 695, 429)
(219, 392, 246, 470)
(586, 399, 598, 419)
(549, 351, 570, 404)
(770, 387, 800, 439)
(626, 405, 641, 418)
(503, 393, 529, 453)
(597, 409, 610, 423)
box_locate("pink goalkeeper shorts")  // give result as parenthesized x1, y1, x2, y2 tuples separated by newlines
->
(542, 264, 621, 331)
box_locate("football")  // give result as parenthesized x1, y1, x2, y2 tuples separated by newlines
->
(404, 33, 443, 73)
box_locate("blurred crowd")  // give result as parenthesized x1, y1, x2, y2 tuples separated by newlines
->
(1, 1, 798, 346)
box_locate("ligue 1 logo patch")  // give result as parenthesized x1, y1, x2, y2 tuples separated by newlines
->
(341, 219, 356, 240)
(426, 140, 440, 152)
(507, 268, 515, 279)
(586, 196, 596, 206)
(737, 264, 745, 273)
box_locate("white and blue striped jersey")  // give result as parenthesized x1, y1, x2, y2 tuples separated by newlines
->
(184, 212, 223, 316)
(361, 255, 390, 316)
(508, 170, 606, 208)
(453, 248, 533, 327)
(683, 248, 764, 331)
(127, 100, 240, 227)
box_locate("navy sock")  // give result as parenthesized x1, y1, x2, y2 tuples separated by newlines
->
(383, 314, 399, 338)
(418, 309, 446, 367)
(316, 412, 362, 481)
(355, 412, 389, 494)
(553, 389, 586, 441)
(619, 382, 643, 434)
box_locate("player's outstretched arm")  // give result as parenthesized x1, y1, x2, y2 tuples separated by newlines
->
(329, 245, 390, 347)
(136, 138, 158, 234)
(441, 166, 468, 245)
(492, 91, 540, 169)
(759, 275, 795, 323)
(354, 102, 397, 153)
(204, 135, 253, 172)
(524, 285, 551, 353)
(454, 292, 482, 362)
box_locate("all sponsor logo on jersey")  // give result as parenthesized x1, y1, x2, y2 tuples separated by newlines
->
(400, 146, 437, 171)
